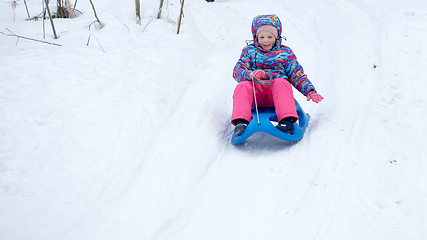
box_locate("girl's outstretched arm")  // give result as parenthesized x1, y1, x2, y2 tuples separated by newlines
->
(307, 91, 324, 103)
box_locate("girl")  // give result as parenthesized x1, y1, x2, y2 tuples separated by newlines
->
(232, 14, 323, 136)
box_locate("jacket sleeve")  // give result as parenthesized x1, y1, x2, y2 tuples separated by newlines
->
(284, 48, 316, 96)
(233, 47, 253, 83)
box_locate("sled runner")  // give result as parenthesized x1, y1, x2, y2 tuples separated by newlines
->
(231, 99, 310, 144)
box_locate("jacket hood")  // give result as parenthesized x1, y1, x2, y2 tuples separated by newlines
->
(251, 14, 282, 40)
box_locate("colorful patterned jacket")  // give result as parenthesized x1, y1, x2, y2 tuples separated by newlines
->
(232, 14, 317, 96)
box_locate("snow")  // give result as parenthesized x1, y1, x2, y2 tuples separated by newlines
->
(1, 0, 427, 239)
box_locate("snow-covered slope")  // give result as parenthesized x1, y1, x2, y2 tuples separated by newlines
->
(1, 0, 426, 239)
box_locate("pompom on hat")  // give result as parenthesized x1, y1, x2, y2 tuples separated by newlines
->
(256, 24, 279, 39)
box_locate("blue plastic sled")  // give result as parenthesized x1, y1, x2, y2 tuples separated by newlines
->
(231, 99, 310, 144)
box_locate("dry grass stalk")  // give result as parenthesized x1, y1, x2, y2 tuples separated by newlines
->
(157, 0, 164, 19)
(43, 0, 46, 38)
(88, 0, 102, 29)
(87, 34, 105, 52)
(65, 0, 75, 18)
(177, 0, 184, 34)
(23, 0, 31, 18)
(9, 1, 18, 21)
(43, 0, 58, 39)
(135, 0, 141, 24)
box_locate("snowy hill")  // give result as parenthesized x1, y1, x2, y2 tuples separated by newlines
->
(1, 0, 427, 239)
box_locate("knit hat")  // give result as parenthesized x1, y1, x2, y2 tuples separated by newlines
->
(256, 24, 278, 39)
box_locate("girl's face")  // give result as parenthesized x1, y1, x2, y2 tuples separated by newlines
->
(257, 31, 276, 51)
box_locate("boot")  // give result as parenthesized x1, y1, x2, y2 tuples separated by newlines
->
(276, 117, 295, 134)
(234, 119, 249, 136)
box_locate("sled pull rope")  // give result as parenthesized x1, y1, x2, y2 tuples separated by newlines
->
(252, 78, 261, 126)
(251, 72, 273, 126)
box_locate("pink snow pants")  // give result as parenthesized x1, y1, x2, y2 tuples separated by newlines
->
(231, 78, 298, 125)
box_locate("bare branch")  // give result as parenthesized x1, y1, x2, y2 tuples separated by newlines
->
(0, 28, 61, 46)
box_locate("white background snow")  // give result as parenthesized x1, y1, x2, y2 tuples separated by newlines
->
(1, 0, 427, 239)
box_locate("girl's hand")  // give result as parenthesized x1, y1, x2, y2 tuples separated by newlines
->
(250, 70, 267, 80)
(307, 91, 324, 103)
